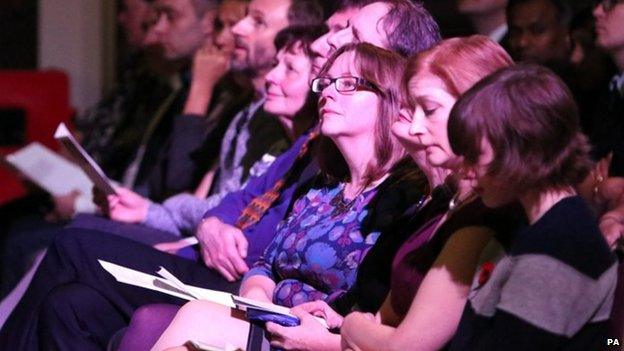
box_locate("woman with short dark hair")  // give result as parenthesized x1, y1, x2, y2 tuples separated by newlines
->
(448, 64, 617, 350)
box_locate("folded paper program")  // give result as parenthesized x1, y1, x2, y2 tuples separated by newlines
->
(54, 123, 116, 195)
(98, 260, 234, 307)
(97, 259, 328, 329)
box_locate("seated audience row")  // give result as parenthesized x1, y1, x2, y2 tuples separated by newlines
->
(0, 0, 622, 350)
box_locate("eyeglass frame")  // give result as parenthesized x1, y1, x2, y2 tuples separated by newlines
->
(596, 0, 624, 12)
(310, 76, 380, 94)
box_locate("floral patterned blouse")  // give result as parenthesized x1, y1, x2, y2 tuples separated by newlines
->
(244, 182, 381, 307)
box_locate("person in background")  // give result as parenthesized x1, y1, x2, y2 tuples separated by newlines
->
(582, 0, 624, 248)
(505, 0, 609, 141)
(187, 0, 251, 199)
(457, 0, 508, 43)
(76, 0, 175, 197)
(448, 64, 616, 351)
(110, 0, 220, 202)
(506, 0, 572, 66)
(568, 5, 617, 135)
(0, 0, 223, 300)
(590, 0, 624, 178)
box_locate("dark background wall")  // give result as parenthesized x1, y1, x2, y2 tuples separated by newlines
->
(0, 0, 38, 69)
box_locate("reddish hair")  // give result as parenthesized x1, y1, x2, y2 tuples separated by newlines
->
(402, 35, 514, 110)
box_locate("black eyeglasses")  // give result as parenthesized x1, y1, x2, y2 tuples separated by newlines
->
(310, 76, 379, 94)
(596, 0, 624, 11)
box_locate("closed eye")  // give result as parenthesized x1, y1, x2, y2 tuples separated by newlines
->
(423, 108, 437, 116)
(399, 110, 412, 123)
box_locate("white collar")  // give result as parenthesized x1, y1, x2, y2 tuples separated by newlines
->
(610, 72, 624, 97)
(489, 24, 508, 43)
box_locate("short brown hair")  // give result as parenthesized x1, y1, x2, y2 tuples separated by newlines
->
(448, 64, 592, 194)
(316, 42, 407, 184)
(402, 35, 514, 110)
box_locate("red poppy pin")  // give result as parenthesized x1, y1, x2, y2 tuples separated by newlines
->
(478, 261, 495, 286)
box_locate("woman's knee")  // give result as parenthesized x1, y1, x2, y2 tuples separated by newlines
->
(131, 303, 180, 329)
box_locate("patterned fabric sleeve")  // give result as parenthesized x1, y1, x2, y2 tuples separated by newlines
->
(244, 184, 381, 308)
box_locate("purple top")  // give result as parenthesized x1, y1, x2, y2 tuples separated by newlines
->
(245, 183, 380, 307)
(390, 199, 491, 317)
(390, 214, 444, 315)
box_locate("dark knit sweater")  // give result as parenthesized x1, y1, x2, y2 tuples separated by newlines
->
(450, 196, 617, 351)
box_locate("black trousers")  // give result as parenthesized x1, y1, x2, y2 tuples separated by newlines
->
(1, 213, 198, 298)
(0, 228, 240, 350)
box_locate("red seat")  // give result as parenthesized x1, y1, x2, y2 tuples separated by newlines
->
(0, 70, 73, 204)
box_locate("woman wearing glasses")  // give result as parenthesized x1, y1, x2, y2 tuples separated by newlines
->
(149, 42, 423, 350)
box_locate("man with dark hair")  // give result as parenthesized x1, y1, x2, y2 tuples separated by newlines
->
(506, 0, 572, 65)
(506, 0, 612, 136)
(149, 0, 218, 62)
(123, 0, 224, 203)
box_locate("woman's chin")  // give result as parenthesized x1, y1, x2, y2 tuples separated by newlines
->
(425, 154, 448, 169)
(263, 100, 283, 115)
(319, 122, 341, 137)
